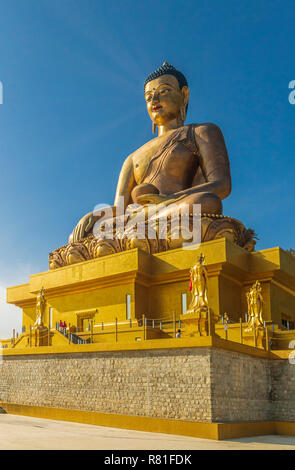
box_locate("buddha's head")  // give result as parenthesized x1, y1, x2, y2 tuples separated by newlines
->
(144, 62, 189, 132)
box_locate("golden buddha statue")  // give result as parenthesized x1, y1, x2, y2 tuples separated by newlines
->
(49, 63, 255, 269)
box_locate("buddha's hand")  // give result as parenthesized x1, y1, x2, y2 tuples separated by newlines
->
(69, 212, 95, 243)
(136, 193, 174, 205)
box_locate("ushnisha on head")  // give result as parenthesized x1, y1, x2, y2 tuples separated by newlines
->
(144, 62, 189, 134)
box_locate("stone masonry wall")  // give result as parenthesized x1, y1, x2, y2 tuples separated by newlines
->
(0, 347, 294, 423)
(210, 349, 272, 422)
(270, 359, 295, 421)
(0, 348, 212, 422)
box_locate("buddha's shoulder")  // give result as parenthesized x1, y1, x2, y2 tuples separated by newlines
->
(191, 122, 224, 139)
(128, 133, 172, 160)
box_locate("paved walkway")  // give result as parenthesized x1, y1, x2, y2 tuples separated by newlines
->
(0, 414, 294, 450)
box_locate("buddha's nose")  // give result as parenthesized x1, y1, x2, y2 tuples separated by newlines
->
(152, 93, 159, 103)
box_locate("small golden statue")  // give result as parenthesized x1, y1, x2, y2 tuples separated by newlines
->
(245, 281, 264, 331)
(35, 287, 46, 327)
(187, 253, 208, 314)
(184, 253, 218, 336)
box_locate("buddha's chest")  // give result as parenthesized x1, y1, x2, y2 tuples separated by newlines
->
(133, 141, 197, 185)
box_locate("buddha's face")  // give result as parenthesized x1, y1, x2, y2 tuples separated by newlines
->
(144, 74, 189, 127)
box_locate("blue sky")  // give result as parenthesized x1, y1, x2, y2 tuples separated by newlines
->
(0, 0, 294, 336)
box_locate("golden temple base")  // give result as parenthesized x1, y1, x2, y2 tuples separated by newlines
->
(7, 237, 295, 349)
(3, 237, 295, 440)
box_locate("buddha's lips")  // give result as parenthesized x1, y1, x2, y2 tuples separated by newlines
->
(152, 105, 162, 111)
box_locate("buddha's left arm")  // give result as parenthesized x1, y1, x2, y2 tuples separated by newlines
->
(175, 123, 232, 200)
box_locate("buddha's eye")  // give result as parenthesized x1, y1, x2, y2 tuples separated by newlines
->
(159, 88, 169, 95)
(145, 95, 152, 102)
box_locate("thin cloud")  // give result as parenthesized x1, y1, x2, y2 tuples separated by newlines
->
(0, 285, 21, 339)
(0, 262, 39, 339)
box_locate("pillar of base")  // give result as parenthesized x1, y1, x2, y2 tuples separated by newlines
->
(243, 327, 266, 349)
(34, 326, 49, 347)
(180, 308, 217, 337)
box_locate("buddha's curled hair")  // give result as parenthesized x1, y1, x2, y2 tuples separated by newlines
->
(144, 62, 188, 90)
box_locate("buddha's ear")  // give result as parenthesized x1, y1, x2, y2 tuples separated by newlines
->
(181, 86, 189, 107)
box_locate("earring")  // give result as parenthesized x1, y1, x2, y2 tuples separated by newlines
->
(152, 122, 157, 134)
(180, 106, 186, 122)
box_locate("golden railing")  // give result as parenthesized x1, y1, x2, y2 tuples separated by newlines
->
(1, 313, 294, 352)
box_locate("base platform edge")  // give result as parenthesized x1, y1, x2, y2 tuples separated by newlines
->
(1, 402, 294, 441)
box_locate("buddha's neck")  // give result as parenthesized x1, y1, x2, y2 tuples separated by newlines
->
(157, 117, 184, 136)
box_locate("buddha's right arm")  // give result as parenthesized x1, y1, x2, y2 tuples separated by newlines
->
(114, 155, 135, 210)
